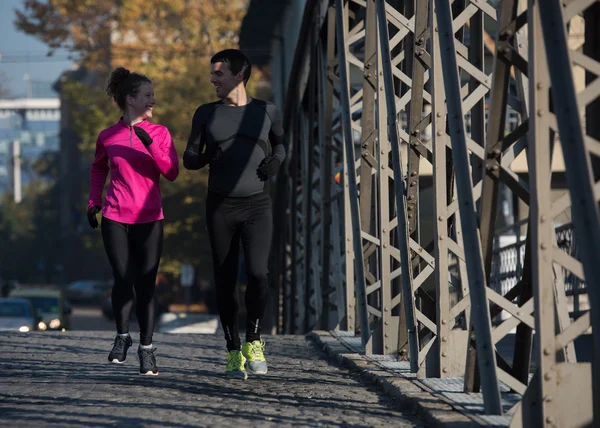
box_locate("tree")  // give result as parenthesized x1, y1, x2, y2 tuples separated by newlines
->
(13, 0, 257, 291)
(15, 1, 115, 70)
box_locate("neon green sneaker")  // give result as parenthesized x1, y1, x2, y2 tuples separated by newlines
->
(226, 350, 247, 380)
(242, 339, 268, 374)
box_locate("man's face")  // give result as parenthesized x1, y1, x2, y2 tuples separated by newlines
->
(210, 61, 241, 98)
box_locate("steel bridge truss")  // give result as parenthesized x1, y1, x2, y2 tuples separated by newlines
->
(272, 0, 600, 425)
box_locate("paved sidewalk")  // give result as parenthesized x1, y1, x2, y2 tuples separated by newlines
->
(0, 331, 426, 427)
(308, 331, 519, 428)
(157, 313, 219, 334)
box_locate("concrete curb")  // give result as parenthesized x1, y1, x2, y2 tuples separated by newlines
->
(157, 312, 219, 334)
(307, 330, 488, 427)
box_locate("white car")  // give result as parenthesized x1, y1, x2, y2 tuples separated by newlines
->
(0, 297, 39, 332)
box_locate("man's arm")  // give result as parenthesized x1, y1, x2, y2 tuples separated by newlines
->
(267, 103, 287, 163)
(183, 106, 208, 170)
(257, 103, 288, 181)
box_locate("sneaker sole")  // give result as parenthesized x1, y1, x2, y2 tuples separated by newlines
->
(226, 371, 248, 380)
(135, 350, 158, 376)
(245, 360, 268, 375)
(109, 347, 130, 364)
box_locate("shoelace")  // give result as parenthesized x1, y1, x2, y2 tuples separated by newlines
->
(112, 336, 128, 352)
(139, 348, 156, 370)
(139, 348, 156, 359)
(251, 341, 265, 359)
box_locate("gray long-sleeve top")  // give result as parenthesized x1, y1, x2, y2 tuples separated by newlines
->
(183, 98, 287, 197)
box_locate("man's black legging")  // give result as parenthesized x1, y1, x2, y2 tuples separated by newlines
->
(206, 191, 272, 351)
(101, 217, 163, 346)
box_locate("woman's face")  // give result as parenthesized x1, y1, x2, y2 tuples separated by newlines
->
(128, 82, 155, 119)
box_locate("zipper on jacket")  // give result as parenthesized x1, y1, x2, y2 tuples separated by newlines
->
(129, 126, 132, 147)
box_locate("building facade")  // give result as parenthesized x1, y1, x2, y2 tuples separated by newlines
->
(0, 95, 60, 199)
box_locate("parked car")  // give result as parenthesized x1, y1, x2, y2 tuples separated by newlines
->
(101, 276, 170, 321)
(64, 279, 112, 305)
(1, 279, 19, 298)
(0, 297, 40, 332)
(101, 289, 115, 321)
(101, 293, 168, 322)
(101, 291, 137, 322)
(9, 287, 72, 331)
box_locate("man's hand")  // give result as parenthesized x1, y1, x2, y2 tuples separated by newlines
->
(133, 126, 153, 147)
(87, 205, 101, 229)
(205, 144, 224, 162)
(199, 144, 223, 166)
(257, 156, 281, 181)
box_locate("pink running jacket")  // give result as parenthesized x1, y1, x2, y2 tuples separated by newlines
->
(88, 119, 179, 224)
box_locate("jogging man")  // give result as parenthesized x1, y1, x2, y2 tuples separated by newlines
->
(183, 49, 286, 380)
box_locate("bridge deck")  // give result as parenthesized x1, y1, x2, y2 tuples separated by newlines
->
(0, 331, 425, 427)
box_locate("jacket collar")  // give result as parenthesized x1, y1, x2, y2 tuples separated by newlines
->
(118, 118, 149, 129)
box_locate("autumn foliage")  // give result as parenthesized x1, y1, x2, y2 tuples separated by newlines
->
(8, 0, 258, 290)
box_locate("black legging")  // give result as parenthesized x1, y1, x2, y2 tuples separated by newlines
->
(101, 217, 163, 346)
(206, 191, 272, 351)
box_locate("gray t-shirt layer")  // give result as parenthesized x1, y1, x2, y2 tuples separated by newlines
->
(183, 98, 287, 197)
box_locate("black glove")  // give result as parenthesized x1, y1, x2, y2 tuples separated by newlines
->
(87, 205, 101, 229)
(199, 144, 224, 167)
(133, 126, 153, 147)
(257, 156, 281, 181)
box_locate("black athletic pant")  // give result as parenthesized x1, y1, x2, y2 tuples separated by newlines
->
(206, 191, 272, 351)
(101, 217, 163, 346)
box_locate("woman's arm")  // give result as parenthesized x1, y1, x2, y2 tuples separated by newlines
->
(145, 127, 180, 181)
(88, 135, 109, 209)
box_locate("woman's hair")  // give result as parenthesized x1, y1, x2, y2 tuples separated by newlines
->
(105, 67, 151, 111)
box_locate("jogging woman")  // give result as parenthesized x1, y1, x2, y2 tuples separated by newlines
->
(87, 67, 179, 375)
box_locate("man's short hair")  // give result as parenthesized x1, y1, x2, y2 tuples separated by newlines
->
(211, 49, 252, 85)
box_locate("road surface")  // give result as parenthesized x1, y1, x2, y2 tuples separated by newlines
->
(0, 331, 426, 427)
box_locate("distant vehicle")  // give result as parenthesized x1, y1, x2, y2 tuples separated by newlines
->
(64, 280, 112, 304)
(101, 294, 167, 322)
(101, 289, 114, 321)
(101, 291, 137, 322)
(0, 297, 40, 332)
(100, 276, 169, 322)
(9, 288, 72, 331)
(1, 279, 19, 298)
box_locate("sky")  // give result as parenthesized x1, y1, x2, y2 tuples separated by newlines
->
(0, 0, 75, 99)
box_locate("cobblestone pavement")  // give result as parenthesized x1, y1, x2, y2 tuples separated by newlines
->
(0, 332, 427, 427)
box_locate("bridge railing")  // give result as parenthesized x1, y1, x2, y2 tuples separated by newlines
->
(490, 222, 588, 319)
(271, 0, 600, 425)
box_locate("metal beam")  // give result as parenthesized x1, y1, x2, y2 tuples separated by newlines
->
(376, 0, 420, 370)
(538, 0, 600, 423)
(433, 0, 503, 414)
(335, 0, 371, 346)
